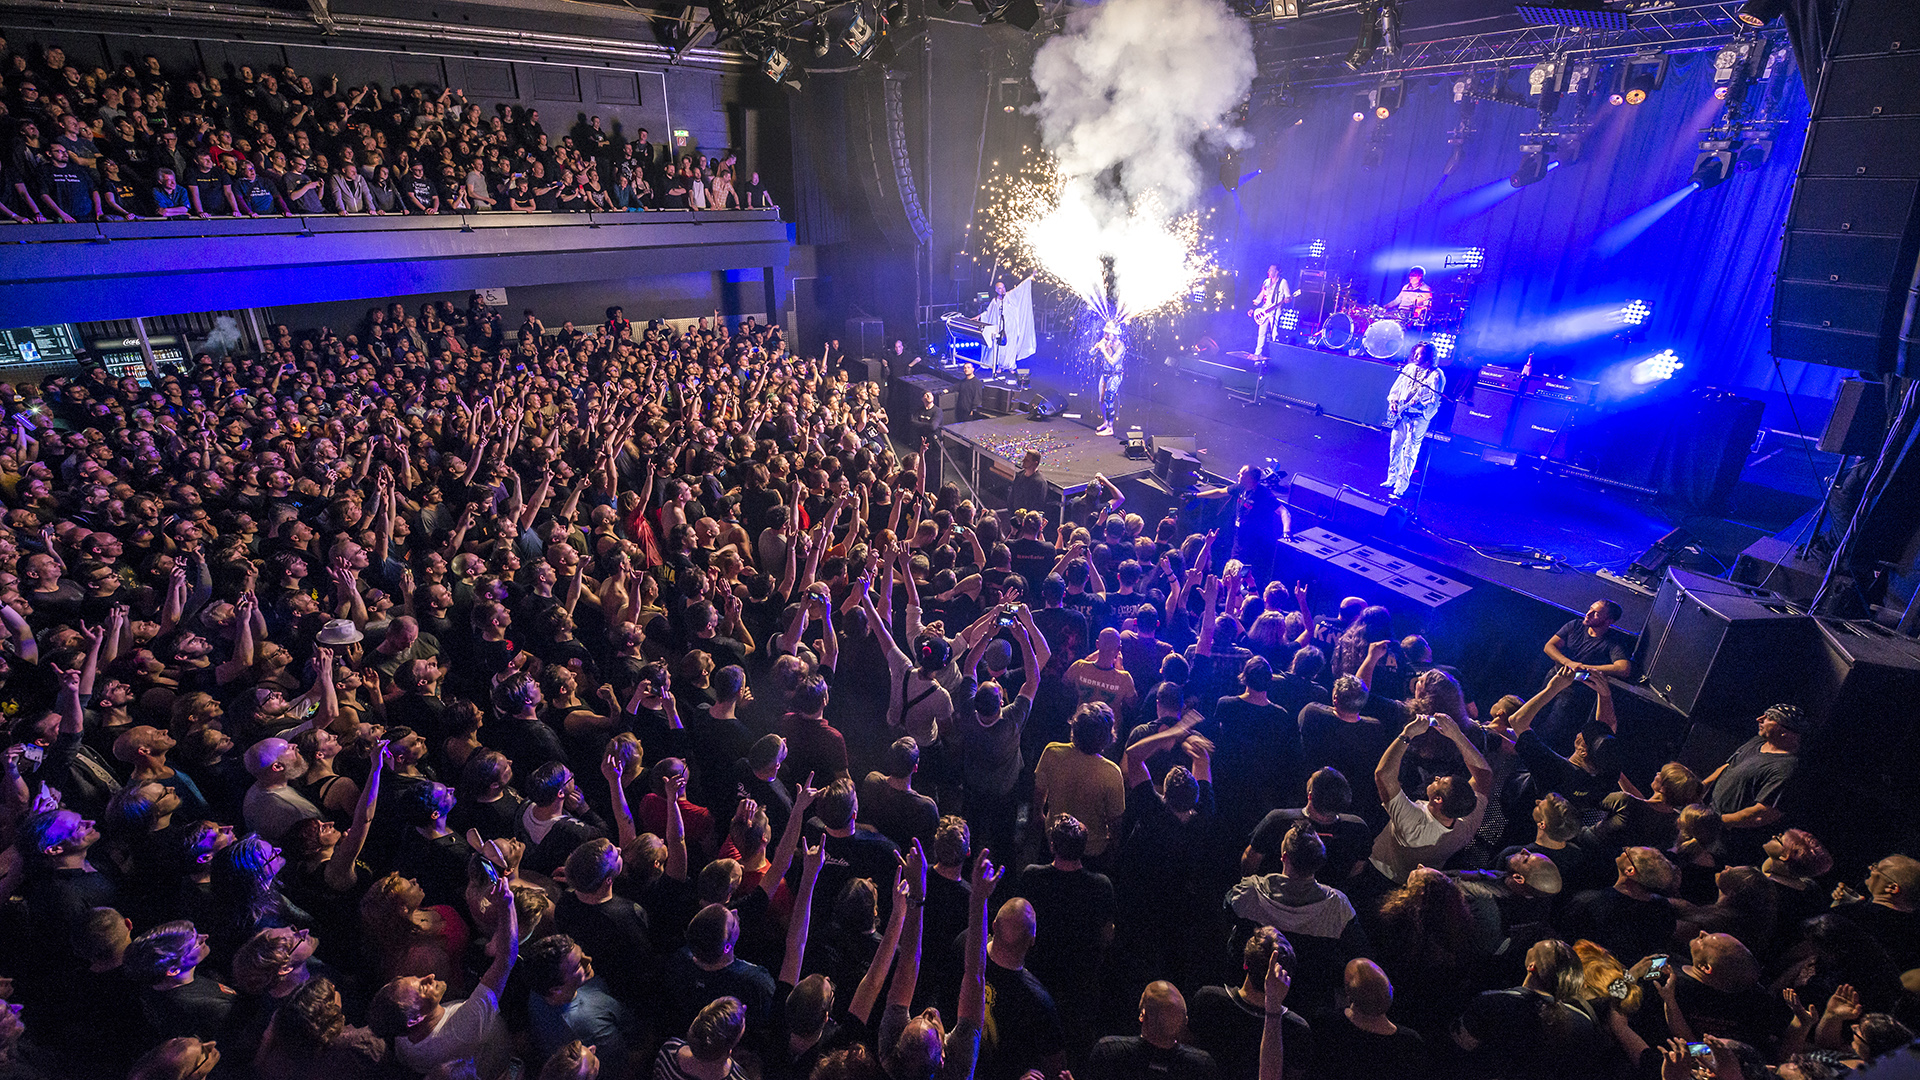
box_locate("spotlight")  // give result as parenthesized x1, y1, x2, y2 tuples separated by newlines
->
(1529, 58, 1565, 116)
(1444, 247, 1485, 269)
(1353, 110, 1366, 122)
(1691, 138, 1740, 189)
(1617, 52, 1669, 106)
(812, 23, 832, 57)
(763, 46, 792, 83)
(1514, 0, 1629, 31)
(1734, 138, 1773, 172)
(1379, 2, 1402, 56)
(1736, 0, 1788, 26)
(843, 13, 874, 56)
(1344, 6, 1382, 71)
(1429, 331, 1456, 359)
(1307, 239, 1327, 257)
(1609, 92, 1625, 106)
(1511, 142, 1555, 187)
(1279, 310, 1299, 330)
(1371, 80, 1403, 120)
(1631, 349, 1683, 384)
(1618, 299, 1651, 326)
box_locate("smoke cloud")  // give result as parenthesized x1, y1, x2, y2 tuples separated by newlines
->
(1024, 0, 1255, 318)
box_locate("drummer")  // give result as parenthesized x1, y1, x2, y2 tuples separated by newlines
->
(1384, 266, 1434, 322)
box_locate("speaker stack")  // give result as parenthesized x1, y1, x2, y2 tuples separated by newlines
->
(1633, 568, 1819, 724)
(1771, 0, 1920, 374)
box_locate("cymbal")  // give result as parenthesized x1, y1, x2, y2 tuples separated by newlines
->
(1226, 350, 1258, 360)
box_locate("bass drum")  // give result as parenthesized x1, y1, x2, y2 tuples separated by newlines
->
(1364, 317, 1407, 359)
(1322, 311, 1359, 350)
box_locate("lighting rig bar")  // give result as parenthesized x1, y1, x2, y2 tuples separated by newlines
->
(1262, 1, 1750, 88)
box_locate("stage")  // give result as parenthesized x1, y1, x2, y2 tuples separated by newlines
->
(922, 350, 1828, 655)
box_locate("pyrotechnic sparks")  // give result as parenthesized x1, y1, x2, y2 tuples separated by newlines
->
(981, 154, 1220, 325)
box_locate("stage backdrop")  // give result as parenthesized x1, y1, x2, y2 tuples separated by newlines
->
(1230, 52, 1835, 403)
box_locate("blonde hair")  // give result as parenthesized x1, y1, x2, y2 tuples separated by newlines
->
(1653, 762, 1703, 806)
(1676, 804, 1722, 861)
(1535, 793, 1579, 843)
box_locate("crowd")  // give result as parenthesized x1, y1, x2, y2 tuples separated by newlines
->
(0, 293, 1914, 1080)
(0, 37, 773, 224)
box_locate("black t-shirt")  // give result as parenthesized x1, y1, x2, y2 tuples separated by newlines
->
(1010, 538, 1059, 596)
(1457, 987, 1604, 1080)
(1247, 808, 1375, 885)
(1670, 970, 1792, 1051)
(1311, 1013, 1427, 1079)
(1010, 863, 1116, 995)
(1553, 619, 1631, 669)
(1514, 730, 1610, 810)
(978, 960, 1065, 1080)
(1187, 987, 1311, 1080)
(141, 975, 238, 1040)
(555, 891, 655, 1001)
(40, 161, 94, 219)
(1560, 888, 1676, 965)
(794, 823, 901, 930)
(1086, 1036, 1219, 1080)
(858, 772, 941, 851)
(1212, 696, 1305, 817)
(184, 167, 231, 213)
(1298, 705, 1394, 820)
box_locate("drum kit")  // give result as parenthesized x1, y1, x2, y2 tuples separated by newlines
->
(1310, 282, 1464, 361)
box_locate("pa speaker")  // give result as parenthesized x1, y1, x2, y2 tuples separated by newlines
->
(1285, 473, 1409, 535)
(1634, 568, 1818, 722)
(845, 316, 886, 359)
(1818, 378, 1889, 455)
(1770, 1, 1920, 373)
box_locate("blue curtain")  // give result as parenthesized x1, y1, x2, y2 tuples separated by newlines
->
(1229, 54, 1839, 401)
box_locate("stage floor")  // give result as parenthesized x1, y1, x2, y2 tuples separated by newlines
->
(941, 358, 1820, 629)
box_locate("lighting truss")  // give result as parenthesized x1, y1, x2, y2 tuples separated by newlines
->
(1261, 1, 1755, 89)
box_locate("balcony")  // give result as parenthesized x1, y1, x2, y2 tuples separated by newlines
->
(0, 209, 793, 327)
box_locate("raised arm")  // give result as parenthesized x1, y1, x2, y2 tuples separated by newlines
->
(1434, 714, 1494, 800)
(477, 872, 519, 994)
(956, 849, 1001, 1032)
(1259, 950, 1291, 1080)
(599, 747, 642, 849)
(1375, 716, 1428, 805)
(1509, 667, 1578, 738)
(662, 770, 690, 881)
(851, 868, 910, 1023)
(1122, 713, 1200, 790)
(328, 740, 388, 892)
(780, 839, 826, 986)
(761, 775, 817, 895)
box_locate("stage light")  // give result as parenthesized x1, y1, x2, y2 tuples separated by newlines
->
(1691, 137, 1740, 189)
(812, 23, 832, 57)
(1370, 80, 1403, 120)
(1617, 52, 1669, 106)
(1308, 240, 1327, 257)
(1279, 310, 1299, 330)
(843, 13, 874, 56)
(1448, 247, 1485, 269)
(1125, 427, 1147, 457)
(1514, 1, 1629, 31)
(1529, 58, 1564, 116)
(1618, 299, 1651, 326)
(1737, 0, 1788, 26)
(1429, 331, 1456, 359)
(1511, 142, 1555, 187)
(1353, 110, 1366, 122)
(762, 46, 792, 84)
(1631, 349, 1683, 384)
(1379, 2, 1402, 56)
(1609, 92, 1625, 106)
(1345, 6, 1382, 71)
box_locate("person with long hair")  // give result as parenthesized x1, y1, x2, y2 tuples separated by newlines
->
(1373, 867, 1481, 1036)
(254, 975, 389, 1080)
(1383, 341, 1444, 500)
(1452, 939, 1603, 1079)
(206, 834, 312, 970)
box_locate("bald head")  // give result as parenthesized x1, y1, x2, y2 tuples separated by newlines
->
(1139, 981, 1187, 1046)
(992, 898, 1036, 952)
(1689, 932, 1758, 990)
(1872, 855, 1920, 906)
(1344, 959, 1393, 1017)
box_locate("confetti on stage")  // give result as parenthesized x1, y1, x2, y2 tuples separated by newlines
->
(976, 431, 1082, 460)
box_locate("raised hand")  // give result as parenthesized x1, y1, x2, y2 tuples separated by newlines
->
(971, 848, 1003, 896)
(1824, 983, 1863, 1024)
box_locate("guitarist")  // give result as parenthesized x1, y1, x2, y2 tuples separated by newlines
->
(1383, 342, 1444, 500)
(1247, 264, 1293, 358)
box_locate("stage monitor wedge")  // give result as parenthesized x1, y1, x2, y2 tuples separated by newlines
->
(1771, 0, 1920, 374)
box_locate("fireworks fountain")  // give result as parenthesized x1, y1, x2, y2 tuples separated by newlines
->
(985, 0, 1256, 329)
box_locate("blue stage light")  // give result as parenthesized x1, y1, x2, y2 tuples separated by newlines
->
(1630, 349, 1683, 384)
(1279, 310, 1300, 330)
(1618, 299, 1651, 326)
(1308, 239, 1327, 257)
(1429, 331, 1456, 359)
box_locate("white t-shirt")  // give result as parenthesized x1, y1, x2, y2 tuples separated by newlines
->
(1368, 789, 1486, 883)
(394, 985, 513, 1080)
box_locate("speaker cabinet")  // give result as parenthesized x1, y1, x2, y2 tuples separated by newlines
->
(1285, 474, 1409, 535)
(1819, 378, 1889, 455)
(1453, 389, 1517, 447)
(1635, 568, 1818, 721)
(1771, 0, 1920, 373)
(1510, 396, 1581, 459)
(845, 316, 886, 360)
